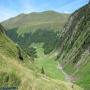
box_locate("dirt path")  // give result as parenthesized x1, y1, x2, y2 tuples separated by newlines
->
(57, 63, 71, 82)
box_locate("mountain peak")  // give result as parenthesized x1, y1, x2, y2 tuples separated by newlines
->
(42, 10, 59, 14)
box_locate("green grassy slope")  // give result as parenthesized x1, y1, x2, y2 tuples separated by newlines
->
(2, 11, 69, 54)
(2, 11, 69, 29)
(56, 4, 90, 90)
(0, 25, 83, 90)
(31, 43, 65, 80)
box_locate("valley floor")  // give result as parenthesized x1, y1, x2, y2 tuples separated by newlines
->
(31, 43, 65, 80)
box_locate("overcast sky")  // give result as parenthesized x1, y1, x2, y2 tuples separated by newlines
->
(0, 0, 88, 22)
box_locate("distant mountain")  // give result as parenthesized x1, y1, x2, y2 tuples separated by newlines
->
(57, 4, 90, 90)
(2, 11, 69, 54)
(2, 11, 69, 29)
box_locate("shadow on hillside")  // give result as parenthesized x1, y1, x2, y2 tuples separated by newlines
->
(7, 28, 59, 54)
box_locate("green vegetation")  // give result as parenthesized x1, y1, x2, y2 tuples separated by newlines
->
(31, 43, 65, 80)
(2, 11, 69, 55)
(1, 5, 90, 90)
(56, 4, 90, 90)
(0, 25, 83, 90)
(2, 11, 69, 29)
(26, 47, 37, 60)
(16, 45, 24, 61)
(41, 67, 45, 74)
(6, 28, 59, 54)
(0, 71, 20, 88)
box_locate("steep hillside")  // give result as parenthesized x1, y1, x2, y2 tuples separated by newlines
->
(57, 4, 90, 90)
(0, 24, 83, 90)
(2, 11, 69, 54)
(0, 24, 6, 33)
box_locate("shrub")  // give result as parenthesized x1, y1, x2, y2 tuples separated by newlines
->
(41, 67, 45, 74)
(16, 45, 23, 61)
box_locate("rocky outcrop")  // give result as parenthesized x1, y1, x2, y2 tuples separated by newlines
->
(57, 4, 90, 90)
